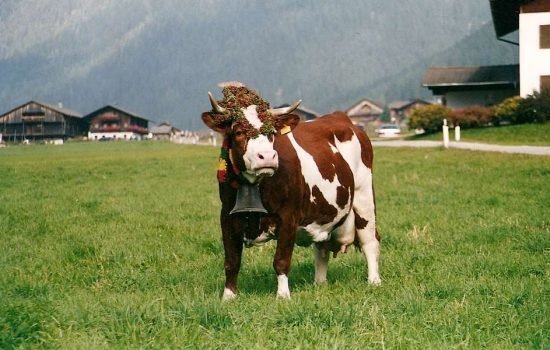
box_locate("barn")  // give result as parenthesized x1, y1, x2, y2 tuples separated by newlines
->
(84, 105, 150, 141)
(0, 101, 86, 142)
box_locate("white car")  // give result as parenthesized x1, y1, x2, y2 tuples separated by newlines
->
(375, 124, 401, 138)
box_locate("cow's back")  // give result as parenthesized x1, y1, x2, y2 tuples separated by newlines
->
(262, 112, 372, 243)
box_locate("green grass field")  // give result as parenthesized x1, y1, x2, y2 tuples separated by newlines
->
(407, 122, 550, 146)
(0, 142, 548, 349)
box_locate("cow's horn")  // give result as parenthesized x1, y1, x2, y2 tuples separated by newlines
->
(208, 91, 226, 114)
(268, 99, 302, 116)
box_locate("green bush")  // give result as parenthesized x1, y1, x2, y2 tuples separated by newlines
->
(493, 96, 521, 126)
(449, 105, 494, 128)
(409, 104, 452, 134)
(516, 88, 550, 123)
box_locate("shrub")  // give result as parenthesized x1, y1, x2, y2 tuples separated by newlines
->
(450, 105, 494, 128)
(493, 96, 521, 125)
(409, 104, 451, 134)
(516, 88, 550, 123)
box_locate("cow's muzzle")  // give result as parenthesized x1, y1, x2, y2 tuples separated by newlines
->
(251, 150, 278, 176)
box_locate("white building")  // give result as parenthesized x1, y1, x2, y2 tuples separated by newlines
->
(518, 1, 550, 96)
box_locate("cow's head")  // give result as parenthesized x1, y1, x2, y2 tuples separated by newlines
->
(202, 83, 301, 184)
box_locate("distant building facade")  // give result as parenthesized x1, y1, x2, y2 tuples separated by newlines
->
(0, 101, 86, 142)
(422, 65, 519, 108)
(388, 99, 431, 123)
(518, 0, 550, 96)
(345, 98, 384, 128)
(149, 122, 181, 141)
(84, 105, 150, 141)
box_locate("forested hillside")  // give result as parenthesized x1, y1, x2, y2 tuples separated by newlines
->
(0, 0, 518, 129)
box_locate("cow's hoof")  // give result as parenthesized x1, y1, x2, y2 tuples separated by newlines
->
(222, 288, 237, 301)
(276, 292, 291, 300)
(368, 276, 382, 286)
(314, 278, 328, 285)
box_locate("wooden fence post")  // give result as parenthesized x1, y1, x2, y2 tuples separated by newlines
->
(442, 119, 449, 148)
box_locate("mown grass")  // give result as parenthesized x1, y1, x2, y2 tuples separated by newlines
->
(0, 142, 548, 349)
(408, 122, 550, 146)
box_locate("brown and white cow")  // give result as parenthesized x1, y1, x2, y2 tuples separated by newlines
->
(202, 82, 381, 300)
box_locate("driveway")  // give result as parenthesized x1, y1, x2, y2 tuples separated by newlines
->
(372, 140, 550, 156)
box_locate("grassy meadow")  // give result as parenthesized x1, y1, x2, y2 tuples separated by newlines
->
(0, 141, 548, 349)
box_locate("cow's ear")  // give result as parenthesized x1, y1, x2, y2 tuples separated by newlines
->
(202, 112, 228, 134)
(275, 114, 300, 135)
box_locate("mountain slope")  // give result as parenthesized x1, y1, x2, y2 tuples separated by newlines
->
(0, 0, 516, 129)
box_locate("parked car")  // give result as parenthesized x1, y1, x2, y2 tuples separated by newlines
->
(375, 124, 401, 138)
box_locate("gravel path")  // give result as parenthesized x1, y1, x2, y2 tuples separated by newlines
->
(372, 140, 550, 156)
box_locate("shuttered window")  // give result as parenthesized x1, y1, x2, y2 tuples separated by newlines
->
(541, 25, 550, 49)
(541, 75, 550, 90)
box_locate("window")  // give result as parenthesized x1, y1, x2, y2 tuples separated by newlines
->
(540, 25, 550, 49)
(541, 75, 550, 90)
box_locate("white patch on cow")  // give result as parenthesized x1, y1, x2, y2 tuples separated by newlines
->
(243, 133, 276, 181)
(244, 225, 276, 247)
(222, 288, 237, 301)
(277, 274, 291, 299)
(287, 133, 352, 242)
(334, 132, 380, 285)
(243, 104, 263, 129)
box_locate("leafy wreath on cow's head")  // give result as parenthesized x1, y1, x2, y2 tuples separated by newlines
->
(212, 85, 277, 139)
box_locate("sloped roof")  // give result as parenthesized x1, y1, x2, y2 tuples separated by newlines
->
(150, 125, 174, 134)
(489, 0, 535, 37)
(346, 98, 384, 116)
(422, 65, 519, 88)
(0, 100, 82, 119)
(83, 104, 150, 121)
(388, 99, 431, 111)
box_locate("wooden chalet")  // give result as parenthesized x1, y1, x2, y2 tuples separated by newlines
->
(149, 122, 181, 141)
(0, 101, 85, 142)
(422, 65, 519, 108)
(388, 99, 431, 123)
(345, 98, 384, 128)
(84, 105, 150, 141)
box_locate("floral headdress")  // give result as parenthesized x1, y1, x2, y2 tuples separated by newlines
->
(211, 83, 277, 139)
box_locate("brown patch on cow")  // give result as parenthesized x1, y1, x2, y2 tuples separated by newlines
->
(354, 211, 368, 230)
(310, 185, 338, 225)
(336, 185, 349, 209)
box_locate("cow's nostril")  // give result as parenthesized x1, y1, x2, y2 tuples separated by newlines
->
(258, 154, 264, 160)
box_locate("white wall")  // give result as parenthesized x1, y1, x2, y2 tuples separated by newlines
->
(520, 11, 550, 96)
(88, 132, 143, 141)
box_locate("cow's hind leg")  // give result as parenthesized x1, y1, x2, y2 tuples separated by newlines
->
(353, 177, 381, 285)
(313, 243, 330, 284)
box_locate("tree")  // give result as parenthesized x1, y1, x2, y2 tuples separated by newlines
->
(380, 106, 390, 123)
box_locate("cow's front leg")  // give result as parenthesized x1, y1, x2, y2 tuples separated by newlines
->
(221, 217, 244, 301)
(273, 223, 297, 299)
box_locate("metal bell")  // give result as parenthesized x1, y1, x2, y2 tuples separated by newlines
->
(230, 183, 268, 215)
